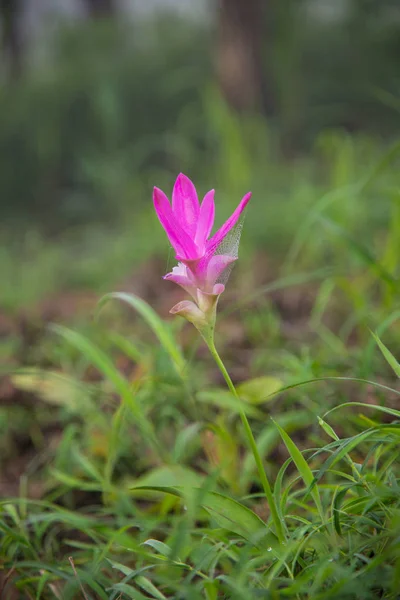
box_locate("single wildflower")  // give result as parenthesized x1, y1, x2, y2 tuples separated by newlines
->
(153, 173, 251, 333)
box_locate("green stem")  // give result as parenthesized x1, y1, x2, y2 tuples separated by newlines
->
(205, 335, 285, 544)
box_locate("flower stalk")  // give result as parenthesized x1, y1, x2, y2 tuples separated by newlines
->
(201, 330, 286, 544)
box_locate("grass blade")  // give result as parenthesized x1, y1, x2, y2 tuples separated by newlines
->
(371, 331, 400, 377)
(273, 420, 324, 522)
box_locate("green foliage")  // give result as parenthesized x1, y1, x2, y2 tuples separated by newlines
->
(2, 271, 400, 597)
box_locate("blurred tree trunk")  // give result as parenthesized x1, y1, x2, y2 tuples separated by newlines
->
(216, 0, 272, 114)
(0, 0, 22, 79)
(83, 0, 115, 17)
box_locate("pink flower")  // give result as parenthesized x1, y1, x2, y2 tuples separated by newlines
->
(154, 173, 251, 295)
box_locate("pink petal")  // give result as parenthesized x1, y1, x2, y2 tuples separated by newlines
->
(206, 192, 252, 257)
(206, 254, 236, 284)
(153, 187, 198, 259)
(178, 254, 234, 292)
(213, 283, 225, 295)
(179, 256, 207, 287)
(172, 173, 200, 237)
(195, 189, 215, 249)
(163, 273, 192, 287)
(163, 271, 197, 300)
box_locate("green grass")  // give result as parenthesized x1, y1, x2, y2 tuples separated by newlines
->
(1, 130, 400, 599)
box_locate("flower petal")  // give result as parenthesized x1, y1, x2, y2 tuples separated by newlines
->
(170, 300, 208, 328)
(153, 186, 198, 259)
(178, 256, 207, 288)
(178, 254, 234, 292)
(172, 173, 200, 237)
(206, 192, 252, 257)
(163, 272, 193, 287)
(196, 285, 224, 314)
(195, 189, 215, 249)
(206, 254, 236, 285)
(163, 267, 197, 300)
(213, 283, 225, 295)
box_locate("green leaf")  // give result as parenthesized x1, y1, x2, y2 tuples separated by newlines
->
(109, 583, 147, 599)
(273, 420, 324, 522)
(200, 492, 271, 547)
(324, 401, 400, 420)
(318, 417, 362, 479)
(361, 310, 400, 378)
(333, 484, 364, 536)
(10, 369, 90, 411)
(108, 559, 137, 576)
(196, 388, 262, 417)
(73, 448, 104, 483)
(172, 423, 202, 462)
(236, 376, 282, 404)
(132, 466, 204, 490)
(142, 539, 173, 558)
(36, 571, 52, 600)
(317, 416, 339, 441)
(50, 469, 103, 491)
(258, 376, 400, 403)
(371, 331, 400, 377)
(132, 486, 277, 549)
(136, 576, 167, 600)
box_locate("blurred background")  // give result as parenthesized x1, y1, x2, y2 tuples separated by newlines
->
(0, 0, 399, 331)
